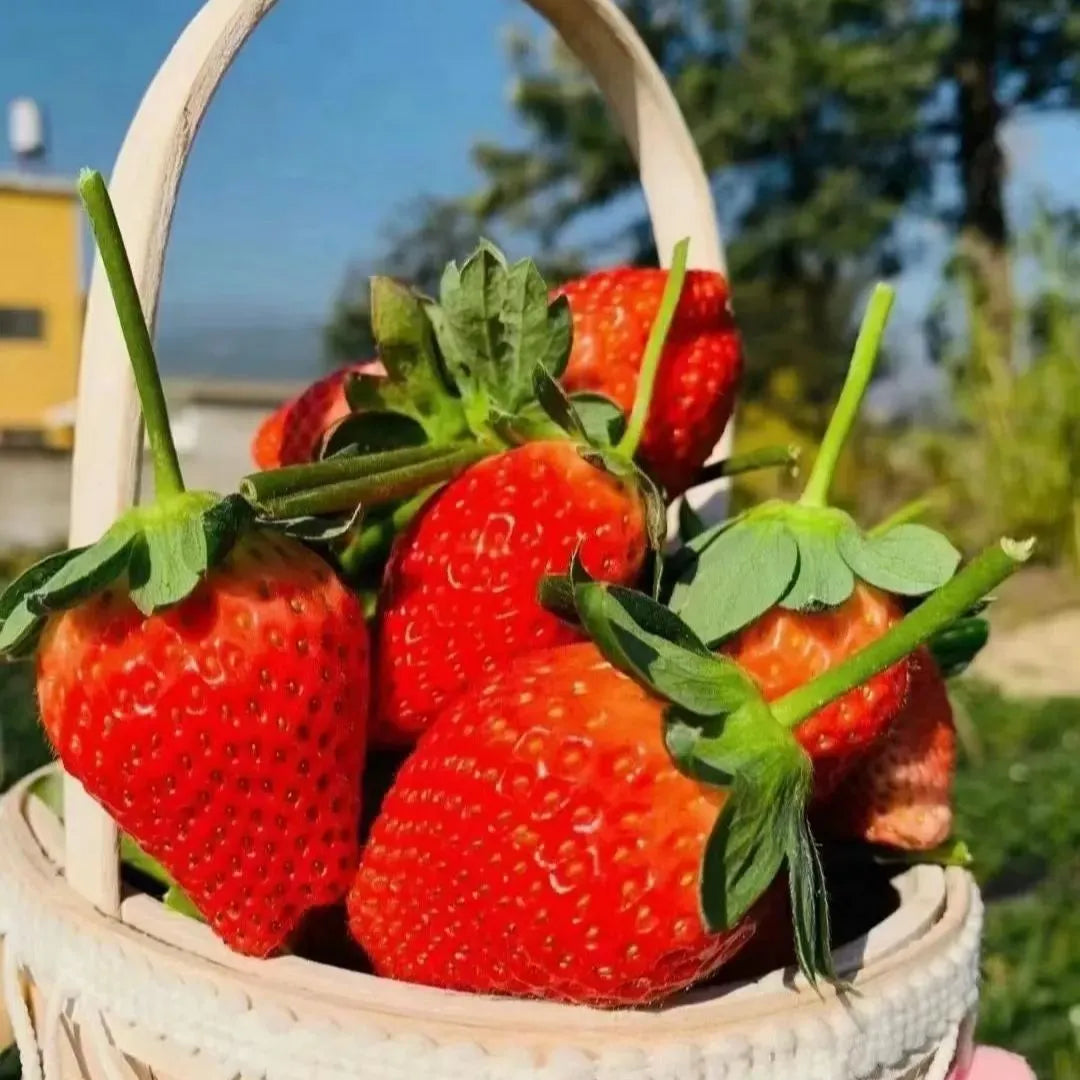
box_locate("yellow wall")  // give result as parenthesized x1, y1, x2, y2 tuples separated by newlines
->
(0, 185, 82, 434)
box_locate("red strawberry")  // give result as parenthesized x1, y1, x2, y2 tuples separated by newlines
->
(723, 583, 910, 796)
(668, 285, 961, 796)
(37, 532, 370, 955)
(351, 643, 769, 1005)
(0, 171, 371, 959)
(351, 537, 1027, 1004)
(817, 649, 956, 849)
(372, 441, 648, 746)
(553, 268, 743, 495)
(251, 361, 384, 470)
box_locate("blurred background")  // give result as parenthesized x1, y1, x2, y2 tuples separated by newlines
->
(0, 1, 1078, 1076)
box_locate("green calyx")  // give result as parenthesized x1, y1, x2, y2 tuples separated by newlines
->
(668, 284, 963, 646)
(540, 535, 1032, 986)
(0, 170, 354, 661)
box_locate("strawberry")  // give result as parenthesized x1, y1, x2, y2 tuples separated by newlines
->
(251, 361, 383, 470)
(0, 171, 370, 957)
(553, 267, 743, 495)
(723, 583, 908, 796)
(667, 285, 963, 790)
(816, 649, 956, 849)
(351, 643, 779, 1005)
(352, 539, 1027, 1004)
(36, 532, 369, 955)
(372, 440, 648, 746)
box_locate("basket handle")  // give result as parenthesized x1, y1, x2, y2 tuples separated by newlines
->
(64, 0, 727, 914)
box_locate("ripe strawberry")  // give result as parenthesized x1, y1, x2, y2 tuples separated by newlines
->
(723, 583, 909, 796)
(668, 285, 961, 795)
(553, 267, 743, 495)
(0, 171, 371, 958)
(251, 361, 384, 470)
(352, 643, 767, 1005)
(372, 441, 648, 746)
(36, 532, 369, 955)
(352, 537, 1028, 1004)
(816, 649, 956, 849)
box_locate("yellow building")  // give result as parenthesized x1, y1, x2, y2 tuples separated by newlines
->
(0, 172, 82, 447)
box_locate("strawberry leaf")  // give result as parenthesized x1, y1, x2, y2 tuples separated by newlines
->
(670, 520, 799, 644)
(780, 526, 856, 611)
(529, 364, 587, 440)
(0, 547, 89, 657)
(785, 812, 834, 986)
(926, 615, 989, 677)
(837, 523, 962, 596)
(571, 577, 760, 716)
(31, 529, 137, 613)
(569, 392, 625, 448)
(678, 499, 708, 543)
(351, 276, 469, 446)
(321, 411, 428, 459)
(430, 242, 572, 424)
(202, 494, 256, 564)
(688, 700, 814, 931)
(259, 502, 363, 544)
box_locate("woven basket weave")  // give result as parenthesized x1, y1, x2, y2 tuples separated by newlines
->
(0, 2, 981, 1077)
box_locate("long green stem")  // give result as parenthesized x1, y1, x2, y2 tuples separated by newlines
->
(78, 170, 184, 499)
(868, 488, 948, 538)
(615, 238, 691, 459)
(799, 283, 895, 508)
(771, 538, 1033, 730)
(242, 442, 468, 503)
(257, 444, 487, 518)
(686, 444, 800, 490)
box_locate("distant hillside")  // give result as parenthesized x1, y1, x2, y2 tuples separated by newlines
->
(156, 320, 328, 382)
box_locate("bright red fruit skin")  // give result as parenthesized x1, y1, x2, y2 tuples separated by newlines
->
(553, 268, 743, 495)
(350, 642, 767, 1006)
(36, 532, 371, 957)
(251, 361, 382, 470)
(817, 649, 955, 850)
(372, 441, 648, 747)
(723, 583, 910, 796)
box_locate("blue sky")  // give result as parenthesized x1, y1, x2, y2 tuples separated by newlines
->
(2, 0, 1079, 389)
(0, 0, 541, 328)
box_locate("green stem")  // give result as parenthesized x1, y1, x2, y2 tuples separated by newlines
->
(338, 487, 437, 577)
(258, 445, 487, 518)
(799, 283, 895, 509)
(78, 169, 185, 499)
(242, 442, 469, 503)
(686, 444, 800, 490)
(771, 537, 1033, 730)
(868, 489, 947, 538)
(615, 238, 691, 460)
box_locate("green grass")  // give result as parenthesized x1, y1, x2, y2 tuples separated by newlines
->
(0, 656, 1077, 1074)
(950, 680, 1080, 1079)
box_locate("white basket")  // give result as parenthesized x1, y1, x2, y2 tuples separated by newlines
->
(0, 1, 980, 1077)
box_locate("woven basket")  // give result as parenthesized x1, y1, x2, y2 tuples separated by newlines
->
(0, 1, 981, 1077)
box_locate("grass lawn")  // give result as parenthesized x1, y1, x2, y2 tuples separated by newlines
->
(0, 665, 1077, 1076)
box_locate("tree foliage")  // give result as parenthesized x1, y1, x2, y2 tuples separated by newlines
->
(328, 0, 1080, 415)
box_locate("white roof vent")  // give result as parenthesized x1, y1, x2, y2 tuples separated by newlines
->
(8, 98, 46, 160)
